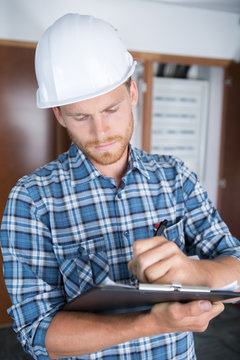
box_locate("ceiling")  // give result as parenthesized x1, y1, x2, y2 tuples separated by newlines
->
(140, 0, 240, 14)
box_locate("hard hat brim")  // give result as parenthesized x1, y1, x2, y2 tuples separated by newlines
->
(36, 62, 136, 109)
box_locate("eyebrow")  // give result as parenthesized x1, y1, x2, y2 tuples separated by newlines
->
(64, 98, 125, 117)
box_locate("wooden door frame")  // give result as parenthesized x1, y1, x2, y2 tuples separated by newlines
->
(0, 39, 36, 48)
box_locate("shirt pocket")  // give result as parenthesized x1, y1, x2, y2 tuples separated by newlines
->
(79, 237, 109, 285)
(164, 219, 185, 252)
(53, 237, 109, 301)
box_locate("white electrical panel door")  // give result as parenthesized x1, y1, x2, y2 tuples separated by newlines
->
(151, 77, 209, 181)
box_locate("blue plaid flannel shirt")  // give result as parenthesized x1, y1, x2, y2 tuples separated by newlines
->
(1, 143, 240, 360)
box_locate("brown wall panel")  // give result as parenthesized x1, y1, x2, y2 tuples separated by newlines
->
(0, 43, 57, 324)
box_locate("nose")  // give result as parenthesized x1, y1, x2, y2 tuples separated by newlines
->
(91, 114, 109, 138)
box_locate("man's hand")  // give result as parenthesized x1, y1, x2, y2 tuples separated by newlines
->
(128, 236, 240, 289)
(148, 300, 224, 334)
(128, 236, 207, 286)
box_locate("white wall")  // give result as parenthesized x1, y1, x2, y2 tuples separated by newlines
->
(0, 0, 238, 204)
(1, 0, 240, 60)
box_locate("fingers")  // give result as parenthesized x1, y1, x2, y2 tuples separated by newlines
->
(129, 240, 174, 282)
(190, 301, 224, 332)
(182, 300, 222, 318)
(128, 237, 185, 283)
(132, 237, 168, 255)
(160, 301, 213, 320)
(151, 300, 225, 333)
(158, 299, 224, 321)
(143, 255, 179, 283)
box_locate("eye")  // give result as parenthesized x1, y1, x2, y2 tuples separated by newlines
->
(106, 106, 119, 114)
(73, 115, 90, 121)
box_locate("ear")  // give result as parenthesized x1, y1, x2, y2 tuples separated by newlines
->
(130, 80, 138, 109)
(52, 107, 66, 128)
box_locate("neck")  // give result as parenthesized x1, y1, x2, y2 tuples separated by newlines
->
(91, 148, 129, 187)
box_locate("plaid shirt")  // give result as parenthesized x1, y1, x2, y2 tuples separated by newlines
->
(1, 143, 240, 360)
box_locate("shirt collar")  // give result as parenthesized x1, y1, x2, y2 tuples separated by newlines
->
(68, 144, 101, 187)
(68, 143, 150, 187)
(127, 145, 150, 180)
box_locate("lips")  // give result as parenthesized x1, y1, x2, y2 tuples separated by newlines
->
(94, 141, 116, 151)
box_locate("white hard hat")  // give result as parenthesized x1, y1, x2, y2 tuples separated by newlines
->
(35, 13, 136, 108)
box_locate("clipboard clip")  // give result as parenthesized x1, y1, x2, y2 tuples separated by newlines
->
(171, 282, 182, 291)
(138, 282, 210, 293)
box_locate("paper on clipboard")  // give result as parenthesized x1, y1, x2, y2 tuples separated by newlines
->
(63, 279, 240, 313)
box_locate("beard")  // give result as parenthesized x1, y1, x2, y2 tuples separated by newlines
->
(67, 115, 134, 166)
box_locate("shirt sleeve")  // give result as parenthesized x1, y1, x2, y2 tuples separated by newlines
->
(0, 179, 66, 359)
(178, 160, 240, 260)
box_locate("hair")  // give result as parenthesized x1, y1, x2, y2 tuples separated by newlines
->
(124, 77, 132, 91)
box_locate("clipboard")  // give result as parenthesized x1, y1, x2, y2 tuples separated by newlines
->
(63, 282, 240, 313)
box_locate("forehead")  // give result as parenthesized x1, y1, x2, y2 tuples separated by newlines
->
(61, 83, 129, 115)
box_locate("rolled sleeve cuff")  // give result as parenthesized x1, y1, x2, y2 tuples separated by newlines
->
(11, 306, 63, 359)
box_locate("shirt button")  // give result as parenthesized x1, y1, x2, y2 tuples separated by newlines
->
(78, 246, 85, 254)
(124, 231, 129, 238)
(117, 192, 122, 199)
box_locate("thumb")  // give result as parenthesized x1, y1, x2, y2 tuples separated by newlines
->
(128, 259, 134, 273)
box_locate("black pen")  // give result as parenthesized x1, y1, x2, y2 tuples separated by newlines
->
(155, 219, 168, 236)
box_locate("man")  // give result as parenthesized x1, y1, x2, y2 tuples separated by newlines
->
(1, 13, 240, 360)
